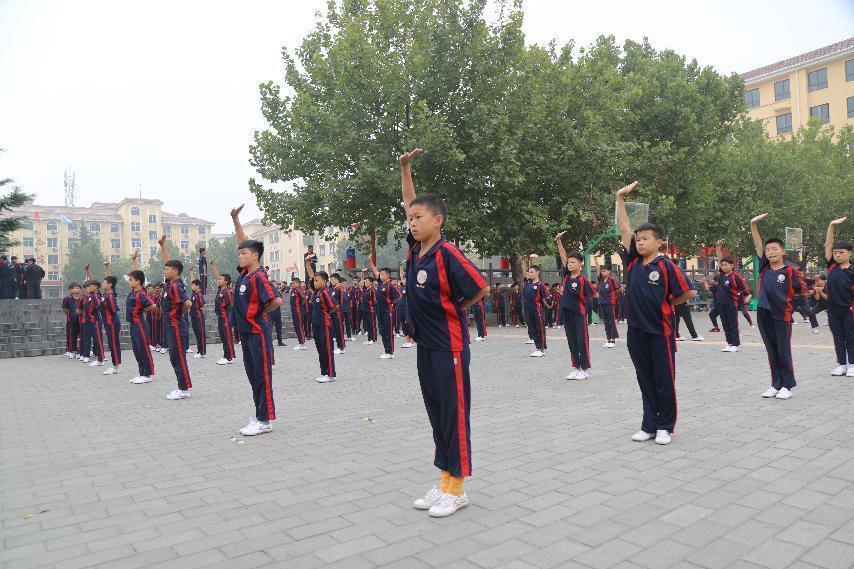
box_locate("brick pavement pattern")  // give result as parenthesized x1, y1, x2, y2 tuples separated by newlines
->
(2, 320, 853, 569)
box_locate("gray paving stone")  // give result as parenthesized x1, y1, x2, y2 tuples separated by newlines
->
(2, 326, 854, 569)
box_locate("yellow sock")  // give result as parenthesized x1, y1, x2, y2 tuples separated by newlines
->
(439, 470, 451, 493)
(448, 476, 465, 497)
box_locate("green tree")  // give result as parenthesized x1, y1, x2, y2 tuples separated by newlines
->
(205, 234, 239, 275)
(144, 239, 186, 284)
(62, 226, 130, 289)
(0, 149, 35, 254)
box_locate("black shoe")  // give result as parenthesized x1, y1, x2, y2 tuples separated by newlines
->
(277, 342, 285, 346)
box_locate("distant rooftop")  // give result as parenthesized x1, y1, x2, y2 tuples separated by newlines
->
(741, 36, 854, 83)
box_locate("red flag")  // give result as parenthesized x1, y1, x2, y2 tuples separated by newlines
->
(33, 209, 40, 220)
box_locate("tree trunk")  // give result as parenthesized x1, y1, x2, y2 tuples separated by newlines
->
(510, 255, 524, 285)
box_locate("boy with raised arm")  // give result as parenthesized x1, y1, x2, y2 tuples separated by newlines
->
(98, 260, 123, 375)
(370, 259, 402, 358)
(556, 231, 596, 379)
(209, 258, 236, 364)
(305, 258, 338, 382)
(617, 182, 695, 445)
(401, 148, 490, 518)
(750, 214, 807, 399)
(230, 205, 283, 434)
(824, 217, 854, 377)
(289, 277, 308, 350)
(156, 235, 193, 400)
(126, 254, 157, 384)
(712, 240, 751, 353)
(597, 264, 620, 347)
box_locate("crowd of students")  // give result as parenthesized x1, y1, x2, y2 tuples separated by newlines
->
(54, 148, 853, 520)
(0, 255, 45, 299)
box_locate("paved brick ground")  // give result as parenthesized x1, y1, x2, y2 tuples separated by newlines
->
(2, 319, 853, 569)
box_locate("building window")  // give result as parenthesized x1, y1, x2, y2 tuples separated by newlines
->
(47, 238, 57, 248)
(132, 239, 142, 250)
(89, 223, 100, 233)
(48, 271, 59, 280)
(328, 242, 337, 256)
(111, 255, 120, 263)
(48, 254, 59, 265)
(180, 225, 189, 236)
(130, 206, 140, 216)
(131, 222, 141, 232)
(111, 239, 121, 250)
(809, 103, 830, 124)
(181, 240, 189, 251)
(68, 239, 79, 249)
(848, 96, 854, 119)
(149, 231, 157, 240)
(164, 225, 172, 236)
(150, 247, 158, 258)
(744, 88, 760, 109)
(319, 244, 326, 255)
(807, 68, 827, 92)
(46, 221, 57, 231)
(111, 223, 121, 233)
(22, 220, 33, 230)
(23, 237, 34, 247)
(847, 59, 854, 82)
(775, 113, 793, 135)
(774, 79, 790, 101)
(198, 226, 206, 235)
(148, 214, 157, 224)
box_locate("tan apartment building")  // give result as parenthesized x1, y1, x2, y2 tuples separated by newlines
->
(3, 198, 214, 296)
(741, 37, 854, 137)
(242, 219, 347, 283)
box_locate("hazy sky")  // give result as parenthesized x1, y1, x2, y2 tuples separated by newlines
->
(1, 0, 852, 232)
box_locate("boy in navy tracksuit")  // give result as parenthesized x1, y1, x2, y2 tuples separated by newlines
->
(341, 277, 354, 340)
(523, 265, 548, 357)
(62, 283, 82, 358)
(714, 255, 751, 353)
(198, 248, 208, 295)
(126, 269, 156, 383)
(305, 260, 338, 382)
(156, 236, 193, 400)
(400, 148, 489, 518)
(617, 182, 695, 445)
(597, 265, 620, 347)
(210, 260, 237, 364)
(556, 232, 596, 379)
(371, 261, 402, 357)
(824, 217, 854, 377)
(231, 205, 283, 434)
(471, 297, 487, 341)
(360, 277, 378, 344)
(78, 280, 106, 366)
(101, 274, 122, 375)
(329, 273, 347, 354)
(289, 278, 307, 350)
(190, 279, 207, 358)
(492, 283, 507, 327)
(750, 214, 807, 400)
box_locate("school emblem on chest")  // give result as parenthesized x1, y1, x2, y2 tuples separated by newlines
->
(777, 274, 786, 283)
(163, 292, 168, 298)
(571, 282, 578, 289)
(240, 284, 247, 293)
(417, 269, 428, 284)
(648, 270, 660, 283)
(725, 280, 730, 286)
(605, 284, 609, 289)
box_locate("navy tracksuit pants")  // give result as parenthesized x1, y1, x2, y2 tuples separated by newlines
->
(719, 304, 740, 346)
(627, 326, 677, 433)
(331, 313, 346, 350)
(828, 304, 854, 366)
(104, 319, 122, 366)
(342, 309, 352, 338)
(291, 304, 306, 344)
(313, 322, 336, 378)
(363, 310, 377, 342)
(270, 309, 284, 345)
(599, 304, 619, 341)
(525, 308, 546, 350)
(80, 321, 105, 362)
(563, 311, 590, 370)
(217, 317, 236, 360)
(417, 345, 472, 478)
(242, 330, 275, 421)
(757, 308, 795, 390)
(130, 319, 155, 377)
(165, 319, 192, 391)
(66, 318, 80, 354)
(377, 310, 394, 354)
(191, 312, 207, 356)
(473, 303, 487, 338)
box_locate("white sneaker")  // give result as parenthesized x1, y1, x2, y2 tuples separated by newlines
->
(315, 375, 333, 383)
(334, 348, 344, 354)
(655, 430, 672, 445)
(216, 358, 233, 365)
(89, 360, 103, 367)
(193, 353, 201, 359)
(236, 341, 241, 345)
(631, 430, 654, 442)
(365, 340, 376, 345)
(130, 376, 151, 384)
(530, 350, 544, 357)
(722, 345, 738, 352)
(675, 336, 686, 342)
(166, 389, 190, 400)
(240, 419, 272, 436)
(812, 328, 819, 334)
(603, 342, 616, 348)
(693, 336, 705, 341)
(750, 325, 755, 329)
(159, 347, 167, 353)
(64, 351, 71, 358)
(102, 367, 118, 375)
(566, 369, 579, 380)
(576, 369, 590, 380)
(81, 357, 90, 363)
(186, 347, 194, 353)
(401, 342, 414, 348)
(761, 387, 779, 398)
(847, 366, 854, 378)
(525, 339, 535, 345)
(346, 337, 354, 341)
(149, 346, 156, 351)
(379, 353, 394, 359)
(474, 336, 483, 342)
(515, 324, 520, 328)
(428, 492, 469, 518)
(414, 486, 442, 510)
(831, 366, 846, 376)
(775, 387, 792, 400)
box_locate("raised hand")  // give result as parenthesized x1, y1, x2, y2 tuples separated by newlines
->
(716, 239, 724, 246)
(103, 259, 110, 266)
(555, 231, 567, 240)
(399, 148, 423, 167)
(750, 213, 768, 224)
(830, 217, 848, 226)
(84, 263, 90, 271)
(157, 234, 167, 246)
(230, 204, 245, 219)
(131, 250, 139, 260)
(616, 181, 638, 198)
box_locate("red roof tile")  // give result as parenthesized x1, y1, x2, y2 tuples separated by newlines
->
(741, 36, 854, 82)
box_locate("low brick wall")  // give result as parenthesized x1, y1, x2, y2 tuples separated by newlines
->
(0, 296, 298, 359)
